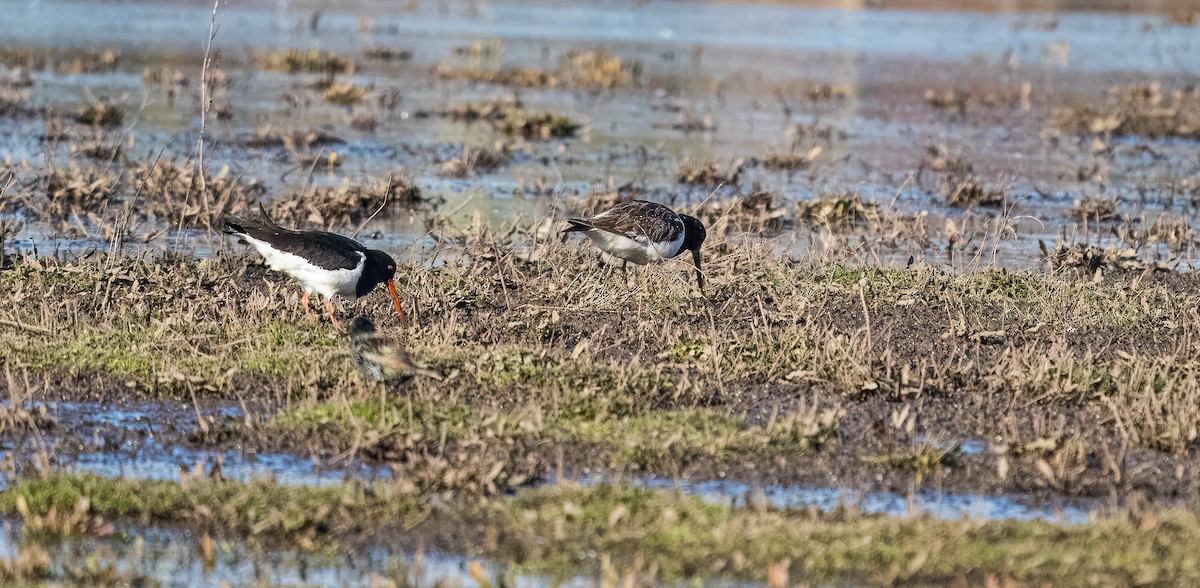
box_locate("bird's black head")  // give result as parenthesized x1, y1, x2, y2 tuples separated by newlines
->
(679, 214, 707, 254)
(360, 249, 409, 326)
(678, 214, 707, 291)
(358, 249, 399, 297)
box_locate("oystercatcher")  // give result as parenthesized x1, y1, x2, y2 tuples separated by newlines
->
(563, 200, 707, 290)
(349, 317, 442, 381)
(223, 205, 407, 328)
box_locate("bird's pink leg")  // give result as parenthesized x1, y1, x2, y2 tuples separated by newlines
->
(324, 298, 341, 328)
(301, 290, 311, 314)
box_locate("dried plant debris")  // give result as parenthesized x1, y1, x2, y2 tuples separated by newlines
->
(797, 192, 879, 227)
(37, 165, 120, 217)
(921, 149, 1007, 208)
(560, 50, 635, 90)
(759, 146, 823, 171)
(1071, 197, 1120, 222)
(439, 142, 516, 177)
(130, 161, 267, 227)
(322, 82, 367, 105)
(1059, 84, 1200, 140)
(940, 172, 1007, 207)
(452, 38, 503, 58)
(254, 49, 351, 74)
(498, 110, 580, 139)
(239, 127, 343, 150)
(268, 175, 426, 228)
(804, 82, 849, 101)
(436, 49, 637, 91)
(925, 88, 970, 115)
(74, 99, 124, 127)
(1041, 242, 1150, 272)
(689, 189, 789, 233)
(434, 66, 559, 88)
(676, 159, 747, 187)
(430, 100, 580, 139)
(1115, 215, 1197, 252)
(362, 46, 413, 61)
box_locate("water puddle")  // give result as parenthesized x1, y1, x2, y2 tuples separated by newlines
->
(2, 401, 390, 487)
(592, 475, 1095, 524)
(0, 517, 585, 587)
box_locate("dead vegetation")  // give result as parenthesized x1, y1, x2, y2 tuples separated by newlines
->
(253, 49, 351, 75)
(431, 99, 581, 139)
(434, 65, 559, 88)
(676, 159, 747, 187)
(439, 142, 516, 177)
(267, 174, 426, 228)
(1071, 196, 1120, 222)
(1058, 84, 1200, 140)
(130, 160, 267, 228)
(688, 189, 788, 233)
(362, 46, 413, 61)
(919, 146, 1007, 208)
(797, 192, 879, 228)
(434, 49, 636, 91)
(238, 126, 343, 150)
(322, 82, 368, 105)
(1040, 241, 1148, 272)
(36, 164, 120, 218)
(74, 98, 124, 127)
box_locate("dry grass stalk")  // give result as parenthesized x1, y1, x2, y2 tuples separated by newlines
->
(1071, 197, 1120, 222)
(689, 189, 789, 234)
(268, 175, 426, 229)
(439, 142, 516, 178)
(797, 192, 878, 228)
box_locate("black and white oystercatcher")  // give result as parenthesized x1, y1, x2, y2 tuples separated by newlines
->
(223, 206, 407, 328)
(563, 200, 707, 289)
(349, 316, 442, 381)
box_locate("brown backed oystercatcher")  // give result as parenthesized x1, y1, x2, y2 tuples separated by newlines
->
(563, 200, 707, 289)
(349, 316, 442, 381)
(223, 206, 407, 328)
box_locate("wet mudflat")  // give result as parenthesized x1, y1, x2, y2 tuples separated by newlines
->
(2, 0, 1200, 584)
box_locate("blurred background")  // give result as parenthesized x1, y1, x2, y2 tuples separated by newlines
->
(2, 0, 1198, 267)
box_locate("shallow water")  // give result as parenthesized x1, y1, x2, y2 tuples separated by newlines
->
(587, 474, 1097, 524)
(26, 401, 391, 486)
(0, 517, 586, 587)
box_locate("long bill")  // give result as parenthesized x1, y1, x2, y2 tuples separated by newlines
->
(386, 279, 409, 327)
(691, 248, 705, 292)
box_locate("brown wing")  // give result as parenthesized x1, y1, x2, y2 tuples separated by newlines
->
(577, 201, 684, 244)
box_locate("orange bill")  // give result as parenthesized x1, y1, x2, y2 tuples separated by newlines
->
(386, 279, 408, 327)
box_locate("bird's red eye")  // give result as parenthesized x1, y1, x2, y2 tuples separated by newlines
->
(387, 265, 394, 270)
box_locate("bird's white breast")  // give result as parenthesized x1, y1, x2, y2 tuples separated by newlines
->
(584, 228, 684, 265)
(242, 235, 366, 300)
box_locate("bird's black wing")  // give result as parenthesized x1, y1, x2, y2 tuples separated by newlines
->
(224, 211, 366, 271)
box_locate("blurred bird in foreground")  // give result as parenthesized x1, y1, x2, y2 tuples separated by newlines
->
(349, 317, 442, 382)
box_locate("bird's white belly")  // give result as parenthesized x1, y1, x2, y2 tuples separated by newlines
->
(585, 229, 682, 265)
(243, 235, 365, 300)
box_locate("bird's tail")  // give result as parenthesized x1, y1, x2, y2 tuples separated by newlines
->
(223, 203, 285, 236)
(561, 219, 593, 234)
